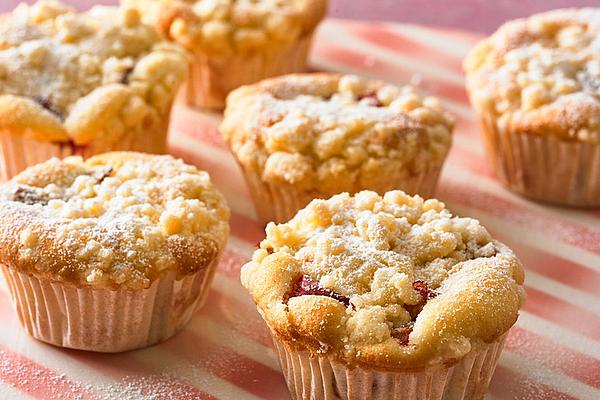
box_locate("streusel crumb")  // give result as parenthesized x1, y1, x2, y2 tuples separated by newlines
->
(124, 0, 326, 56)
(242, 191, 524, 368)
(465, 8, 600, 143)
(0, 1, 188, 144)
(0, 152, 230, 289)
(221, 74, 454, 194)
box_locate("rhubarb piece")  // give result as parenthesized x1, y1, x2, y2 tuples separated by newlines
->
(9, 186, 49, 205)
(91, 167, 113, 184)
(33, 96, 64, 120)
(405, 280, 437, 318)
(391, 325, 413, 346)
(358, 91, 382, 107)
(288, 275, 351, 307)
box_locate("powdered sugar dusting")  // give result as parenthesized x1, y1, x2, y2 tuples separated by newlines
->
(0, 154, 229, 289)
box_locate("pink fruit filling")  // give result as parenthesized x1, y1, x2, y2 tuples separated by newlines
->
(287, 275, 351, 307)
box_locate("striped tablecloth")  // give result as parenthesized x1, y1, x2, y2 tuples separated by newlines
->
(0, 19, 599, 400)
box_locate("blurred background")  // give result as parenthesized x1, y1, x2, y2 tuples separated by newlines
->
(1, 0, 599, 33)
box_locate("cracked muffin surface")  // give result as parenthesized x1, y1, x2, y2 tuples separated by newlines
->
(221, 73, 454, 195)
(242, 191, 524, 369)
(0, 152, 230, 290)
(465, 8, 600, 143)
(0, 0, 188, 145)
(123, 0, 326, 56)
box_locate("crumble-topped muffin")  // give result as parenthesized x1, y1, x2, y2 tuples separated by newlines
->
(0, 1, 189, 180)
(464, 8, 600, 206)
(242, 191, 524, 399)
(221, 73, 454, 224)
(0, 152, 230, 352)
(123, 0, 327, 108)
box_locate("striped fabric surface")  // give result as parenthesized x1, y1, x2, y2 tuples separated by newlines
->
(0, 19, 599, 400)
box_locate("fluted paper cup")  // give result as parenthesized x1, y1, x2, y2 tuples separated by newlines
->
(479, 114, 600, 207)
(240, 163, 443, 225)
(272, 334, 507, 400)
(184, 34, 314, 110)
(0, 120, 169, 181)
(0, 256, 218, 353)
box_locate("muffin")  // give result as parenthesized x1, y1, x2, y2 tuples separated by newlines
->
(0, 1, 189, 181)
(220, 73, 454, 225)
(0, 152, 230, 352)
(123, 0, 327, 109)
(242, 190, 525, 400)
(465, 8, 600, 207)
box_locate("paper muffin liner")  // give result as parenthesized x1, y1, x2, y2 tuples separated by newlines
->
(240, 163, 443, 225)
(273, 334, 507, 400)
(184, 34, 314, 110)
(479, 113, 600, 207)
(0, 119, 169, 182)
(0, 256, 219, 353)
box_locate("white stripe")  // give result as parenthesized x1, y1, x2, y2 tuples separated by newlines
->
(187, 318, 280, 371)
(445, 201, 600, 274)
(450, 130, 484, 154)
(129, 348, 262, 400)
(212, 271, 255, 307)
(525, 271, 600, 317)
(0, 311, 118, 396)
(228, 236, 258, 257)
(384, 23, 478, 57)
(0, 288, 260, 400)
(498, 350, 600, 400)
(0, 383, 32, 400)
(518, 311, 600, 360)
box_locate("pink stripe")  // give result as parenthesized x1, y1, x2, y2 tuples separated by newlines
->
(199, 289, 274, 349)
(0, 291, 217, 399)
(522, 287, 600, 342)
(506, 326, 600, 388)
(490, 364, 577, 400)
(497, 236, 600, 295)
(347, 22, 464, 73)
(0, 345, 96, 399)
(170, 110, 228, 151)
(161, 328, 287, 398)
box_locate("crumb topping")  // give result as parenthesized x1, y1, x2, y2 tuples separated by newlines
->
(221, 74, 454, 194)
(242, 191, 524, 368)
(0, 152, 230, 289)
(124, 0, 326, 56)
(465, 8, 600, 143)
(0, 1, 188, 144)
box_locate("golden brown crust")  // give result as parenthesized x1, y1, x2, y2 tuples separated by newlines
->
(0, 152, 230, 289)
(221, 73, 454, 197)
(123, 0, 327, 56)
(0, 95, 68, 141)
(241, 191, 525, 370)
(465, 8, 600, 143)
(0, 2, 188, 145)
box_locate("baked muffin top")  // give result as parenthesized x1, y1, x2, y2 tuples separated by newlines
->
(0, 1, 188, 145)
(465, 8, 600, 143)
(0, 152, 230, 290)
(123, 0, 327, 56)
(221, 73, 454, 195)
(242, 191, 524, 369)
